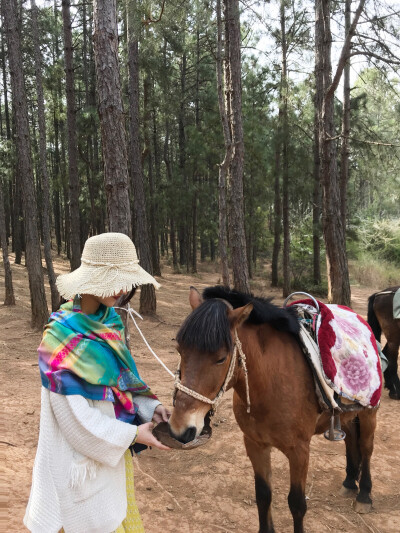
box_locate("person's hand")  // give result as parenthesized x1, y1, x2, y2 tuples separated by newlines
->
(152, 404, 171, 424)
(136, 422, 170, 451)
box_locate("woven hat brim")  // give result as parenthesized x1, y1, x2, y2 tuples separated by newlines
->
(56, 263, 161, 300)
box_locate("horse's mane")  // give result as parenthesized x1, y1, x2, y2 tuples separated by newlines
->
(203, 286, 300, 335)
(176, 299, 234, 352)
(176, 285, 299, 353)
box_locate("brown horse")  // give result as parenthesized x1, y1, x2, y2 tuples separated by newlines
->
(169, 286, 378, 533)
(368, 286, 400, 399)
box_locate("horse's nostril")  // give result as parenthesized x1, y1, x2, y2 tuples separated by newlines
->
(178, 426, 197, 444)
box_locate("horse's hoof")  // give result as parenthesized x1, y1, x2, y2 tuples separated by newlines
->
(354, 500, 372, 514)
(339, 485, 358, 497)
(388, 391, 400, 400)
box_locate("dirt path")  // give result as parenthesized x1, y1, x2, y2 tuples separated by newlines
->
(1, 256, 399, 533)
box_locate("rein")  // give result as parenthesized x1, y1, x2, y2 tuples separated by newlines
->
(174, 329, 251, 415)
(117, 303, 251, 415)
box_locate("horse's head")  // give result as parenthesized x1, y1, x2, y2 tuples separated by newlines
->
(168, 287, 252, 444)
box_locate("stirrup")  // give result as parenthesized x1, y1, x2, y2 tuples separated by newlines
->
(324, 413, 346, 441)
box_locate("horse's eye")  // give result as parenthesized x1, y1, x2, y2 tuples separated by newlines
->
(216, 356, 227, 365)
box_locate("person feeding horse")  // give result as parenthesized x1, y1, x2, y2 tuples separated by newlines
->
(24, 233, 171, 533)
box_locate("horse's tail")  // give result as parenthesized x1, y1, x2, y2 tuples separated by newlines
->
(367, 293, 381, 342)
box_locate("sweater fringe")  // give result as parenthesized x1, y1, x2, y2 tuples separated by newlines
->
(69, 456, 98, 489)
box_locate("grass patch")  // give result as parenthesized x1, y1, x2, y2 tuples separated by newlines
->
(349, 255, 399, 288)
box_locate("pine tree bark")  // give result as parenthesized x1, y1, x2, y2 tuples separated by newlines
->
(315, 0, 365, 305)
(190, 29, 201, 275)
(313, 11, 323, 287)
(224, 0, 249, 293)
(280, 1, 290, 298)
(52, 0, 62, 256)
(152, 110, 162, 273)
(216, 0, 231, 287)
(0, 180, 15, 305)
(126, 0, 156, 315)
(31, 0, 59, 311)
(12, 167, 24, 264)
(271, 143, 282, 287)
(312, 102, 322, 285)
(4, 24, 24, 264)
(62, 0, 81, 270)
(163, 120, 178, 270)
(3, 0, 48, 327)
(178, 52, 188, 270)
(340, 0, 351, 233)
(1, 27, 11, 139)
(93, 0, 132, 237)
(143, 75, 160, 276)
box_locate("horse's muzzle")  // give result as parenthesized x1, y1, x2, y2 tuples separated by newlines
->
(172, 425, 197, 444)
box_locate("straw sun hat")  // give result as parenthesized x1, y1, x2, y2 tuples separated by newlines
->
(56, 232, 160, 300)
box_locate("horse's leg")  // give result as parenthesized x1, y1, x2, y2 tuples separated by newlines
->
(383, 342, 400, 399)
(285, 442, 310, 533)
(244, 436, 275, 533)
(354, 409, 377, 513)
(340, 416, 361, 496)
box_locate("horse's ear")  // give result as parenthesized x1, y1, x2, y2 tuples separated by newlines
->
(189, 286, 203, 310)
(228, 303, 253, 327)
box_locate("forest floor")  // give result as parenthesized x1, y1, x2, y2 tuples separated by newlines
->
(1, 253, 400, 533)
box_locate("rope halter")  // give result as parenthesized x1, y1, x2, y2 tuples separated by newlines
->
(174, 329, 251, 415)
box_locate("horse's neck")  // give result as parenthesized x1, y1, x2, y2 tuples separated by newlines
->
(232, 324, 313, 409)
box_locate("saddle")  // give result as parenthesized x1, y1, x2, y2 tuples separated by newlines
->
(284, 293, 383, 440)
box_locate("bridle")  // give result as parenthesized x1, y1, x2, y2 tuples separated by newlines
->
(173, 328, 251, 415)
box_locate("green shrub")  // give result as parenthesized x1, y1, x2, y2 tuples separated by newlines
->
(357, 218, 400, 263)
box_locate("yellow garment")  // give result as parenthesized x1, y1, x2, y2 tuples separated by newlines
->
(114, 450, 144, 533)
(60, 450, 144, 533)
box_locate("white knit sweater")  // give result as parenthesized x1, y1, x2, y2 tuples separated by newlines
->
(24, 387, 160, 533)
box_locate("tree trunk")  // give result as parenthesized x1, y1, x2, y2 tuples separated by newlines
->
(224, 0, 249, 293)
(143, 75, 160, 277)
(170, 219, 178, 269)
(216, 0, 231, 287)
(0, 180, 15, 305)
(280, 0, 290, 298)
(3, 0, 48, 328)
(313, 15, 323, 287)
(1, 27, 11, 140)
(224, 1, 249, 289)
(312, 103, 322, 285)
(126, 0, 156, 315)
(163, 118, 178, 269)
(340, 0, 351, 233)
(62, 0, 81, 270)
(271, 143, 282, 287)
(31, 0, 59, 311)
(52, 0, 62, 256)
(315, 0, 365, 305)
(191, 27, 201, 275)
(12, 166, 24, 264)
(152, 108, 162, 274)
(93, 0, 132, 237)
(178, 52, 188, 270)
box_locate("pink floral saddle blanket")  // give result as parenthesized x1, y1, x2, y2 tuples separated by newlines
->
(292, 300, 382, 408)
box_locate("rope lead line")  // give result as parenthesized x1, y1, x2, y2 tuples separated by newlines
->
(115, 305, 175, 378)
(117, 305, 251, 415)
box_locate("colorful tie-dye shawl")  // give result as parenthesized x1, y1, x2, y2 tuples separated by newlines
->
(38, 298, 157, 422)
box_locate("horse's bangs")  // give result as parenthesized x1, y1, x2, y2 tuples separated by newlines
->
(176, 300, 233, 353)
